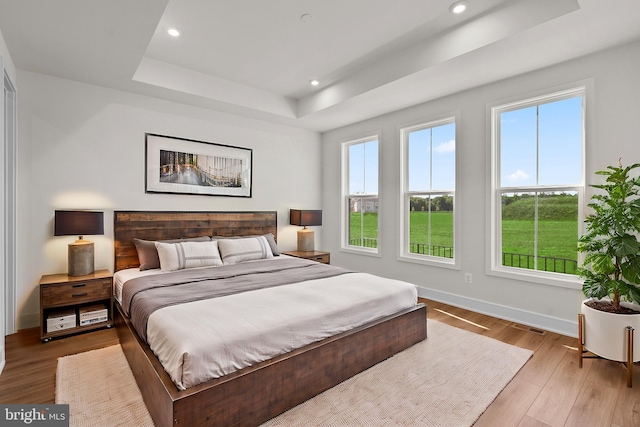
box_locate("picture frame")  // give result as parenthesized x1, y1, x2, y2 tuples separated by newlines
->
(145, 133, 252, 198)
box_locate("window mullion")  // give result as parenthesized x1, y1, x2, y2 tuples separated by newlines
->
(429, 129, 433, 192)
(361, 143, 366, 245)
(534, 192, 539, 271)
(534, 106, 539, 270)
(428, 130, 433, 255)
(362, 143, 367, 194)
(360, 201, 364, 244)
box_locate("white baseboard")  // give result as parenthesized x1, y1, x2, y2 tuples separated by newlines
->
(417, 286, 578, 338)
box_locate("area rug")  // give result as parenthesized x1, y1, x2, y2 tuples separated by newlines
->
(56, 320, 532, 426)
(56, 344, 154, 427)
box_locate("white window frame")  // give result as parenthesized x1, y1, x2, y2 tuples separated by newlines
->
(399, 116, 460, 269)
(341, 133, 381, 257)
(488, 86, 587, 288)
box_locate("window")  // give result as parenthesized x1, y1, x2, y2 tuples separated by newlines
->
(400, 118, 457, 265)
(491, 88, 584, 280)
(342, 135, 379, 254)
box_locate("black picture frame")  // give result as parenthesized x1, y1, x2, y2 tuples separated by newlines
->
(145, 133, 252, 198)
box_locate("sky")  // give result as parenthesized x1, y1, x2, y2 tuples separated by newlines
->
(348, 123, 456, 195)
(349, 139, 379, 194)
(407, 122, 455, 192)
(348, 95, 582, 194)
(500, 96, 583, 188)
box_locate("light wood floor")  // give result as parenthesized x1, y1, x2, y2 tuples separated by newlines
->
(0, 299, 638, 426)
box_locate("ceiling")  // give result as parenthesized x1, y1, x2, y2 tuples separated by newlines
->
(1, 0, 639, 132)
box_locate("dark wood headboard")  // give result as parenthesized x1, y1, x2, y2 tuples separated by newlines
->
(113, 211, 278, 272)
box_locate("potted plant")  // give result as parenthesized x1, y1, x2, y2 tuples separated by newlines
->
(577, 160, 640, 366)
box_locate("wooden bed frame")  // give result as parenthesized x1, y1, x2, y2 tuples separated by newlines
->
(113, 210, 427, 427)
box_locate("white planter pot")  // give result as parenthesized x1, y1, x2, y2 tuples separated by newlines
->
(581, 299, 640, 362)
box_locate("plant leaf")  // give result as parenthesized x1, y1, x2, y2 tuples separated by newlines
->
(588, 253, 617, 275)
(627, 284, 640, 305)
(621, 255, 640, 284)
(582, 273, 611, 300)
(613, 234, 640, 257)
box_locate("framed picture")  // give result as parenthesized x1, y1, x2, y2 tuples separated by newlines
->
(145, 133, 252, 197)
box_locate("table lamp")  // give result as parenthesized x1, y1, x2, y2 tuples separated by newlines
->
(290, 209, 322, 252)
(54, 210, 104, 276)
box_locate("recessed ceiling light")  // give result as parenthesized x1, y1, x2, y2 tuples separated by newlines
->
(167, 28, 181, 37)
(309, 79, 320, 86)
(449, 1, 468, 14)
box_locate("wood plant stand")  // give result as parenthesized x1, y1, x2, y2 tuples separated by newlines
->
(578, 313, 634, 387)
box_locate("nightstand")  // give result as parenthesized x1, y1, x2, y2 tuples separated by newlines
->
(39, 269, 114, 342)
(282, 250, 330, 265)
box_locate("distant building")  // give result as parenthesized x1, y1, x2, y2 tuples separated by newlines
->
(350, 197, 379, 213)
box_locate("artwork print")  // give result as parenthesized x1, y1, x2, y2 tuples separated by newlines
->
(145, 133, 252, 197)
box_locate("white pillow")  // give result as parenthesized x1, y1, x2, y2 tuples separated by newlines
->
(217, 236, 274, 265)
(155, 240, 223, 271)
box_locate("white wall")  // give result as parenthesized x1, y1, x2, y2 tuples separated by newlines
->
(16, 71, 322, 329)
(321, 40, 640, 337)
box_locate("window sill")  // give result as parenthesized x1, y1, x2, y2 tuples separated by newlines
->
(398, 253, 460, 270)
(488, 265, 582, 290)
(340, 246, 381, 258)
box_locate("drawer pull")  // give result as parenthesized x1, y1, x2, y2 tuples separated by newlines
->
(72, 284, 86, 288)
(72, 292, 88, 297)
(314, 257, 323, 261)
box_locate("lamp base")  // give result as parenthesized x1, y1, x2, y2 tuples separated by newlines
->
(297, 229, 315, 252)
(68, 240, 95, 276)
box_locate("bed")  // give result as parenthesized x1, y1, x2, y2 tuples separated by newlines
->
(113, 211, 427, 427)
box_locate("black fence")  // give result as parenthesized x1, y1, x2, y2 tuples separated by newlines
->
(502, 252, 578, 275)
(349, 238, 379, 248)
(409, 243, 453, 258)
(349, 238, 453, 258)
(349, 238, 578, 274)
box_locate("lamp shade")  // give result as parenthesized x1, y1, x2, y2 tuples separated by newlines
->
(290, 209, 322, 227)
(54, 210, 104, 237)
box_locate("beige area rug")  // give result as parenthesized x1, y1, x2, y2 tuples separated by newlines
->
(56, 344, 154, 427)
(56, 320, 532, 427)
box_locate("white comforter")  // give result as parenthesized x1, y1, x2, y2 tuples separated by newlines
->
(115, 263, 417, 390)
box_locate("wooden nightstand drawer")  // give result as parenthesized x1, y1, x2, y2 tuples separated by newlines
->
(282, 250, 330, 265)
(308, 254, 330, 264)
(41, 278, 111, 306)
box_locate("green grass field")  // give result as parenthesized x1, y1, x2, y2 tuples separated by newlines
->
(349, 196, 579, 274)
(349, 211, 577, 256)
(501, 219, 578, 259)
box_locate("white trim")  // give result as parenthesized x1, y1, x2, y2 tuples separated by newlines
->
(340, 132, 382, 256)
(417, 286, 578, 338)
(0, 56, 16, 375)
(487, 83, 587, 286)
(0, 56, 4, 375)
(398, 114, 460, 269)
(3, 68, 16, 336)
(489, 265, 582, 289)
(399, 253, 459, 269)
(492, 86, 587, 114)
(340, 245, 381, 257)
